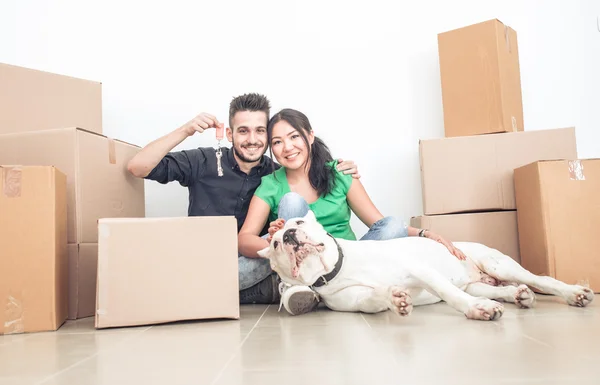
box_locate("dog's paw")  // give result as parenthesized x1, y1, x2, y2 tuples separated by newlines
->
(389, 287, 413, 316)
(514, 285, 536, 309)
(465, 298, 504, 321)
(565, 286, 594, 307)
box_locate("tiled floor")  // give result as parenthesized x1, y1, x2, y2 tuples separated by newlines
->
(1, 295, 598, 385)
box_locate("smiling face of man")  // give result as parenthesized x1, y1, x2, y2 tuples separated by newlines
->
(226, 110, 269, 164)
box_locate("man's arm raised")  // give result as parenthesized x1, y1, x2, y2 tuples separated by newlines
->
(127, 113, 223, 178)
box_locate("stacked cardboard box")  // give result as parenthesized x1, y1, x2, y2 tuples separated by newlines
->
(437, 19, 524, 137)
(0, 166, 68, 334)
(411, 19, 578, 265)
(0, 63, 103, 135)
(0, 63, 145, 333)
(1, 62, 241, 332)
(412, 19, 598, 291)
(514, 159, 600, 292)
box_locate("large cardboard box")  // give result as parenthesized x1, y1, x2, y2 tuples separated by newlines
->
(419, 127, 577, 215)
(95, 216, 240, 329)
(68, 244, 98, 320)
(411, 211, 520, 263)
(0, 62, 102, 135)
(438, 19, 524, 137)
(514, 159, 600, 292)
(0, 127, 145, 243)
(0, 166, 68, 334)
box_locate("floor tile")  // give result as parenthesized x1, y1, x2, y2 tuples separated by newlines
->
(362, 300, 599, 384)
(0, 328, 148, 385)
(1, 297, 597, 385)
(34, 305, 268, 385)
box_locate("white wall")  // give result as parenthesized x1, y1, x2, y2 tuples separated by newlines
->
(2, 0, 599, 237)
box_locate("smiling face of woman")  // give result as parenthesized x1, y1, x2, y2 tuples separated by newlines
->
(270, 120, 314, 170)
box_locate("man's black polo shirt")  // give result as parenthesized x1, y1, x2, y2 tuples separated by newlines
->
(145, 147, 279, 235)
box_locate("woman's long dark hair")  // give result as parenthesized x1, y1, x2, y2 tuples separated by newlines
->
(267, 109, 336, 197)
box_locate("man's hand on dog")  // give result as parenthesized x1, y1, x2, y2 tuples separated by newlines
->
(267, 219, 286, 243)
(336, 158, 361, 179)
(425, 231, 467, 260)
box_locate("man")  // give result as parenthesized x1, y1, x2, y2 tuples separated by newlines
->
(127, 93, 360, 314)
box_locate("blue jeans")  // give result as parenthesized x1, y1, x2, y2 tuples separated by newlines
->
(238, 192, 408, 290)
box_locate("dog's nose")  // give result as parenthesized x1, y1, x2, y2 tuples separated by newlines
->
(283, 229, 297, 243)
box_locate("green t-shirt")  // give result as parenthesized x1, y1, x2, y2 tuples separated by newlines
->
(254, 161, 357, 240)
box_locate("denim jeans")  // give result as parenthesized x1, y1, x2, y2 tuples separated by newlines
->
(237, 192, 408, 290)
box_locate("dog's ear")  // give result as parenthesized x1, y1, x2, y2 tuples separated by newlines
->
(257, 246, 279, 271)
(303, 210, 317, 222)
(257, 246, 271, 259)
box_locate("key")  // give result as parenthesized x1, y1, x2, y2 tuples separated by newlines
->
(216, 147, 223, 177)
(215, 122, 224, 177)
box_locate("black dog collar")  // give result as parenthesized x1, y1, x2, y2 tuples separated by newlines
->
(311, 233, 344, 288)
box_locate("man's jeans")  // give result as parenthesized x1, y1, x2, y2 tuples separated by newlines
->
(238, 192, 409, 290)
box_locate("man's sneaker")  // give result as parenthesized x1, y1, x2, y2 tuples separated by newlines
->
(239, 273, 281, 304)
(278, 283, 320, 315)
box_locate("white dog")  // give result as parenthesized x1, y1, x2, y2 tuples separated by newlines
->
(257, 210, 594, 321)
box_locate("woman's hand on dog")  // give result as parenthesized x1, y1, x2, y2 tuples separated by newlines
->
(425, 231, 467, 260)
(267, 219, 285, 243)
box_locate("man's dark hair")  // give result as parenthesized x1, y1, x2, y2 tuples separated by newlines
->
(267, 108, 336, 197)
(229, 93, 271, 128)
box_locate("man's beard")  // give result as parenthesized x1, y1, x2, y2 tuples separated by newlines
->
(232, 138, 265, 163)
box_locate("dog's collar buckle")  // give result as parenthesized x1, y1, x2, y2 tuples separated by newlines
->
(318, 276, 328, 285)
(311, 233, 343, 289)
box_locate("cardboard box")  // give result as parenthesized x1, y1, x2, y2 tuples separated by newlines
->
(419, 127, 577, 215)
(0, 127, 145, 243)
(0, 166, 68, 334)
(0, 62, 102, 135)
(95, 216, 240, 329)
(411, 211, 520, 263)
(514, 159, 600, 292)
(68, 244, 98, 320)
(438, 19, 524, 137)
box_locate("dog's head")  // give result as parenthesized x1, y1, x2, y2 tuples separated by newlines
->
(257, 210, 335, 286)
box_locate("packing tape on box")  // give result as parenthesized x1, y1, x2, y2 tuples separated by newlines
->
(504, 25, 511, 53)
(568, 160, 585, 181)
(108, 138, 116, 164)
(2, 166, 22, 198)
(3, 294, 24, 335)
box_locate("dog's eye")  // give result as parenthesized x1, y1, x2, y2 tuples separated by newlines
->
(296, 220, 304, 225)
(273, 241, 279, 248)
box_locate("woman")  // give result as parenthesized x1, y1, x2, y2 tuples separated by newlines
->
(239, 108, 464, 254)
(238, 108, 465, 315)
